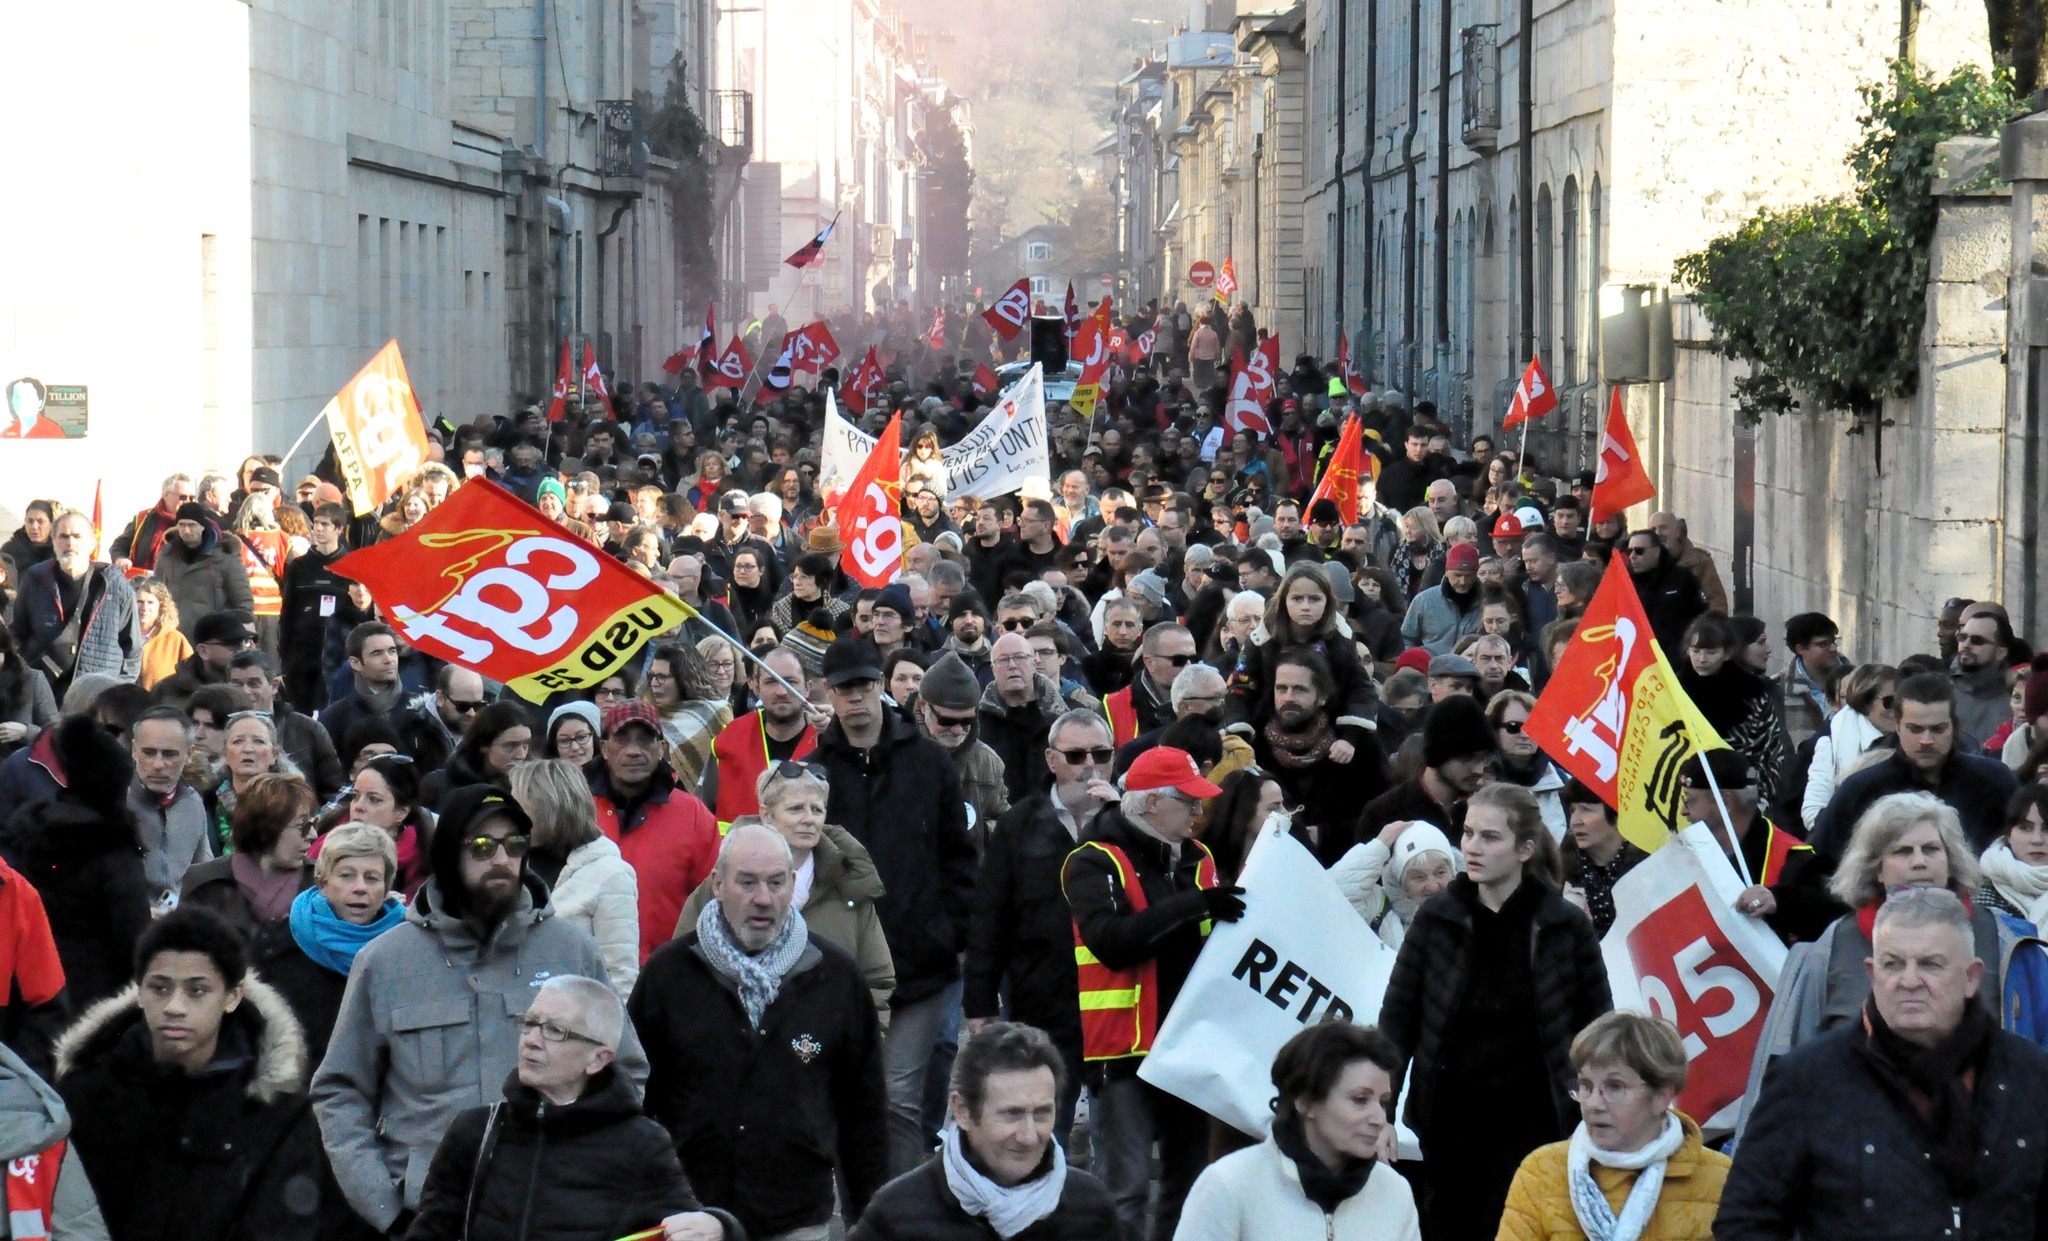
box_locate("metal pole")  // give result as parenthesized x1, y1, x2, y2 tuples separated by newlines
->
(1695, 752, 1756, 889)
(280, 408, 328, 467)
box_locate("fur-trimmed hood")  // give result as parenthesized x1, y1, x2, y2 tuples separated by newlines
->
(52, 975, 307, 1105)
(977, 670, 1066, 720)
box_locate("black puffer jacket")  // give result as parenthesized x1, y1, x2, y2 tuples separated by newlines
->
(55, 978, 331, 1241)
(847, 1158, 1122, 1241)
(407, 1067, 737, 1241)
(1377, 875, 1611, 1137)
(0, 717, 151, 1007)
(964, 793, 1085, 1055)
(814, 713, 977, 1006)
(1715, 1022, 2048, 1241)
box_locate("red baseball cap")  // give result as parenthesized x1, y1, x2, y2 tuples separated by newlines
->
(601, 700, 663, 738)
(1124, 747, 1224, 799)
(1446, 543, 1481, 572)
(1492, 512, 1527, 538)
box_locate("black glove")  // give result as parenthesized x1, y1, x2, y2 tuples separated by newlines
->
(1200, 884, 1248, 923)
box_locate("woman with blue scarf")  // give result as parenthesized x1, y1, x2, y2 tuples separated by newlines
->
(249, 821, 408, 1065)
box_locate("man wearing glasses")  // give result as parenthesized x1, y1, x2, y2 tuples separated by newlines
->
(1622, 528, 1708, 664)
(977, 632, 1066, 801)
(409, 975, 738, 1241)
(314, 785, 643, 1239)
(1951, 607, 2016, 754)
(1101, 622, 1195, 745)
(110, 471, 197, 576)
(964, 709, 1121, 1141)
(400, 664, 489, 776)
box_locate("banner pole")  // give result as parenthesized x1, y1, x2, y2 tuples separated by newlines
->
(724, 621, 811, 704)
(280, 409, 329, 468)
(1695, 753, 1756, 889)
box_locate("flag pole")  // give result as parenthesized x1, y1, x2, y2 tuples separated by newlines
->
(1694, 752, 1757, 889)
(280, 408, 329, 467)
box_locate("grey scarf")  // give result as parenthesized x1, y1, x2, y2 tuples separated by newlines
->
(695, 898, 809, 1028)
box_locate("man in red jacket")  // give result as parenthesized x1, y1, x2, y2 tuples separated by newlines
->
(589, 701, 720, 963)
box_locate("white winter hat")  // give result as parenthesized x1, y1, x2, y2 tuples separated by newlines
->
(1386, 822, 1461, 890)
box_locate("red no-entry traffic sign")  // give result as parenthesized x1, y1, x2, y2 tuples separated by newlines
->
(1189, 261, 1216, 288)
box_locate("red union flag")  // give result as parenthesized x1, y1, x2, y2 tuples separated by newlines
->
(970, 363, 1000, 399)
(1213, 255, 1238, 304)
(1337, 331, 1367, 395)
(1068, 297, 1114, 417)
(1526, 553, 1726, 853)
(705, 336, 751, 389)
(1062, 284, 1081, 340)
(545, 337, 573, 422)
(1592, 385, 1658, 524)
(580, 339, 609, 407)
(836, 412, 904, 587)
(1307, 414, 1367, 525)
(325, 342, 432, 517)
(1128, 327, 1157, 364)
(1602, 844, 1787, 1132)
(1224, 335, 1279, 434)
(840, 347, 886, 412)
(786, 321, 841, 372)
(926, 307, 946, 351)
(982, 279, 1032, 340)
(331, 480, 695, 701)
(1502, 355, 1558, 430)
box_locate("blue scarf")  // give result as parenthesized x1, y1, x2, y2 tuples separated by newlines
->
(288, 886, 405, 975)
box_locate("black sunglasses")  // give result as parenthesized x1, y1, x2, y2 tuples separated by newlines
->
(999, 618, 1034, 631)
(1498, 720, 1526, 734)
(771, 760, 829, 781)
(462, 833, 531, 860)
(1055, 746, 1116, 765)
(1158, 653, 1195, 667)
(448, 698, 487, 714)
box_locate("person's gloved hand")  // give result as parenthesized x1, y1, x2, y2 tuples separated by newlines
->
(1201, 885, 1248, 923)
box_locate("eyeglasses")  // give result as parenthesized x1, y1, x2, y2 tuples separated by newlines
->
(1958, 633, 1995, 647)
(926, 707, 978, 732)
(1569, 1079, 1653, 1104)
(992, 653, 1035, 667)
(1498, 720, 1527, 734)
(999, 618, 1034, 632)
(770, 760, 828, 781)
(594, 686, 626, 700)
(462, 833, 531, 860)
(515, 1015, 601, 1046)
(448, 698, 487, 714)
(1054, 746, 1116, 765)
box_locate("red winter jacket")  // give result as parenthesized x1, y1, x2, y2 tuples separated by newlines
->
(591, 765, 721, 963)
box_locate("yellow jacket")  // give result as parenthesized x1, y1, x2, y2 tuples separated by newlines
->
(1496, 1113, 1730, 1241)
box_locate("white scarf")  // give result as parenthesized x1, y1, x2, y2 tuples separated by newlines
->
(1979, 840, 2048, 928)
(1567, 1113, 1685, 1241)
(939, 1121, 1066, 1238)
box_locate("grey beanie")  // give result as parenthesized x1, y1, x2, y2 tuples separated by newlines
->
(919, 651, 982, 712)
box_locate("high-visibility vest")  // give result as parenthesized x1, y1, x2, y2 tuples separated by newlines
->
(1758, 822, 1811, 887)
(6, 1139, 64, 1241)
(710, 710, 817, 829)
(1068, 839, 1218, 1062)
(235, 534, 284, 618)
(1102, 687, 1140, 746)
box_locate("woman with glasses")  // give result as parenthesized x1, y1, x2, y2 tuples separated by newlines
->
(544, 701, 600, 768)
(181, 772, 318, 938)
(513, 759, 640, 995)
(1801, 662, 1898, 829)
(591, 666, 641, 712)
(695, 635, 748, 717)
(1498, 1011, 1731, 1241)
(208, 710, 303, 854)
(1395, 507, 1446, 604)
(252, 821, 405, 1064)
(771, 553, 850, 634)
(722, 548, 775, 641)
(420, 702, 532, 812)
(1676, 616, 1790, 807)
(1379, 783, 1611, 1241)
(1488, 690, 1567, 839)
(676, 760, 894, 1017)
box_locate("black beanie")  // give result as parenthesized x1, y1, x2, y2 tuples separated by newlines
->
(174, 502, 216, 527)
(1422, 695, 1496, 769)
(428, 785, 534, 916)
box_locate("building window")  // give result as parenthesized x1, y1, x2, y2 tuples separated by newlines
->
(1562, 177, 1579, 382)
(1026, 242, 1052, 262)
(1535, 187, 1553, 371)
(1029, 276, 1053, 299)
(1588, 174, 1603, 380)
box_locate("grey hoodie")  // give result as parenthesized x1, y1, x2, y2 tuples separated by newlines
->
(0, 1039, 107, 1241)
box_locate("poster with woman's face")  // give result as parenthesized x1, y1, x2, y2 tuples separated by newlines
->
(1, 377, 78, 439)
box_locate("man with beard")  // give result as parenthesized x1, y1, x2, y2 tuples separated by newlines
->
(1081, 598, 1144, 698)
(11, 510, 141, 697)
(904, 482, 956, 544)
(1401, 543, 1484, 654)
(1950, 608, 2017, 754)
(1253, 649, 1383, 864)
(314, 785, 642, 1237)
(1101, 622, 1194, 747)
(943, 593, 995, 684)
(699, 647, 819, 826)
(1355, 694, 1495, 841)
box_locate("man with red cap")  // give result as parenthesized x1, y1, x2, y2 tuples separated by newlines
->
(1400, 542, 1485, 654)
(1062, 746, 1243, 1241)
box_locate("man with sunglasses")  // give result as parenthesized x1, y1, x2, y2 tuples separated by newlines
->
(1101, 622, 1195, 746)
(1951, 608, 2016, 754)
(315, 785, 643, 1239)
(910, 652, 1010, 850)
(1623, 529, 1708, 664)
(964, 709, 1122, 1144)
(395, 664, 488, 777)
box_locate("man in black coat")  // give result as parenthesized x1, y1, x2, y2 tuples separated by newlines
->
(1716, 887, 2048, 1241)
(964, 710, 1119, 1138)
(53, 907, 333, 1241)
(278, 502, 353, 712)
(811, 638, 979, 1178)
(848, 1023, 1122, 1241)
(630, 824, 887, 1240)
(1623, 530, 1709, 663)
(412, 975, 738, 1241)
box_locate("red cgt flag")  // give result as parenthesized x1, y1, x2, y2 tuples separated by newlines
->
(704, 336, 751, 390)
(660, 345, 697, 375)
(1224, 336, 1280, 434)
(580, 339, 609, 408)
(835, 412, 904, 587)
(1502, 355, 1558, 430)
(970, 363, 1000, 399)
(1337, 332, 1367, 395)
(545, 337, 573, 422)
(786, 321, 841, 372)
(1068, 297, 1115, 418)
(1128, 327, 1156, 365)
(925, 308, 946, 351)
(1062, 284, 1081, 341)
(840, 347, 886, 412)
(1591, 385, 1657, 525)
(982, 279, 1032, 341)
(1307, 414, 1368, 525)
(331, 480, 694, 701)
(325, 341, 432, 517)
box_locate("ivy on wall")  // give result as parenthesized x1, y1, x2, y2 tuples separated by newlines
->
(1672, 64, 2019, 423)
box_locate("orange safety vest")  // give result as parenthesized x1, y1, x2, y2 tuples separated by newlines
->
(1758, 823, 1811, 887)
(709, 710, 818, 829)
(1102, 687, 1140, 746)
(1068, 839, 1219, 1062)
(7, 1139, 64, 1240)
(235, 533, 285, 618)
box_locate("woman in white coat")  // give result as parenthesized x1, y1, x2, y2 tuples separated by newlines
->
(1176, 1021, 1420, 1240)
(510, 757, 640, 994)
(1329, 820, 1460, 949)
(1801, 663, 1898, 828)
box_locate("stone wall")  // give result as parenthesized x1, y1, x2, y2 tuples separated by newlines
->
(1660, 137, 2013, 664)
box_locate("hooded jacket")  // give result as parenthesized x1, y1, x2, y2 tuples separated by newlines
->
(55, 979, 326, 1241)
(310, 872, 647, 1233)
(150, 525, 253, 640)
(0, 718, 152, 1009)
(0, 1037, 105, 1241)
(407, 1067, 737, 1241)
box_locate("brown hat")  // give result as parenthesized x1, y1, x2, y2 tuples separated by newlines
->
(806, 525, 846, 555)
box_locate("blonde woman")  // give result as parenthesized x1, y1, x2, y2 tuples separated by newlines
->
(134, 576, 193, 691)
(512, 758, 639, 994)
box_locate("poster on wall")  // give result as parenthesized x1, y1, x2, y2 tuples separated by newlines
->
(1, 378, 87, 439)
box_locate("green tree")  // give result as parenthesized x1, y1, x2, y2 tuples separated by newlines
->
(639, 55, 717, 298)
(924, 105, 974, 278)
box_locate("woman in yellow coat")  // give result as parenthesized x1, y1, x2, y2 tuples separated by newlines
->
(1497, 1011, 1730, 1241)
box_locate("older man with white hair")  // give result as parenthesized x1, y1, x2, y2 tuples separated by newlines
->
(1061, 746, 1244, 1240)
(630, 823, 888, 1241)
(12, 510, 141, 695)
(410, 975, 740, 1241)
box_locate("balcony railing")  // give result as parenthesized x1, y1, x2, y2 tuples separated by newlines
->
(1460, 26, 1501, 153)
(597, 100, 641, 177)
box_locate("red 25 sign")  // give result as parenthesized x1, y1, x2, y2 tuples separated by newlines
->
(1624, 885, 1773, 1123)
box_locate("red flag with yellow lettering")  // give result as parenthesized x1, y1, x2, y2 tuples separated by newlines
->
(331, 480, 694, 701)
(1525, 553, 1726, 853)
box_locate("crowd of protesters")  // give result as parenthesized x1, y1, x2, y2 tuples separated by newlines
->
(0, 295, 2043, 1241)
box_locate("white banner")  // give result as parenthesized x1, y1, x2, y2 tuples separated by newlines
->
(1139, 825, 1400, 1138)
(1600, 841, 1787, 1134)
(819, 365, 1050, 503)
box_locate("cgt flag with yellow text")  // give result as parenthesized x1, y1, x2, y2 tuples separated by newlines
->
(1526, 553, 1727, 853)
(325, 342, 433, 517)
(332, 480, 695, 702)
